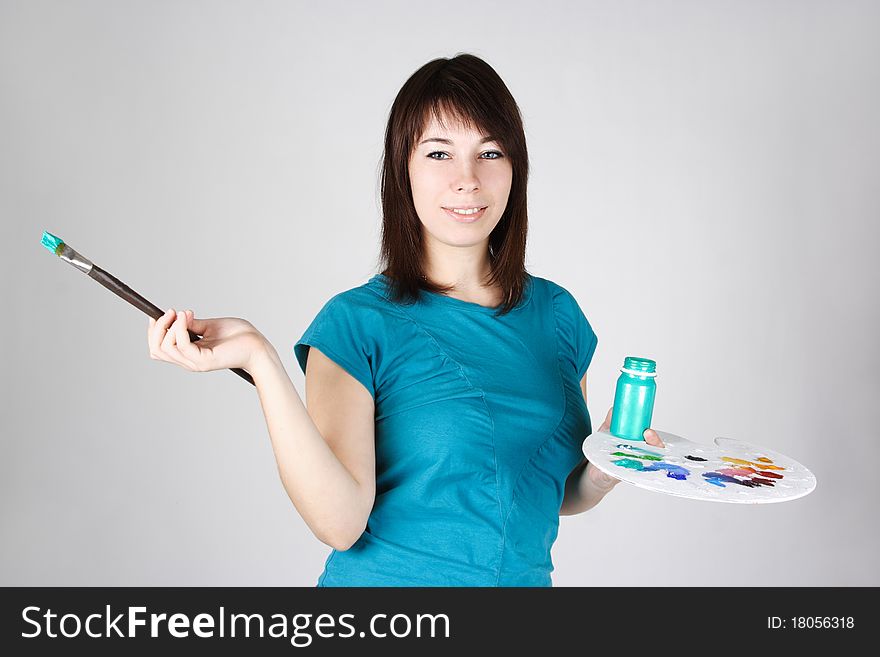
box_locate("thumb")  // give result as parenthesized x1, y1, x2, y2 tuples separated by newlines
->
(599, 406, 613, 431)
(185, 310, 209, 335)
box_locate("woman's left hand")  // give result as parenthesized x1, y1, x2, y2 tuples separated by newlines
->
(585, 406, 666, 492)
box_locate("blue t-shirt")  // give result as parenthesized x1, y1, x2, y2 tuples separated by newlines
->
(293, 273, 598, 587)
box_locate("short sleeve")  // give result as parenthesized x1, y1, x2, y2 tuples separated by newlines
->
(294, 295, 376, 398)
(552, 284, 599, 381)
(571, 295, 598, 379)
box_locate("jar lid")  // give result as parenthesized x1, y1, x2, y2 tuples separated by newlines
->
(622, 356, 656, 374)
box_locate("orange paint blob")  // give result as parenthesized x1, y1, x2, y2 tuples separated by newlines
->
(721, 456, 785, 471)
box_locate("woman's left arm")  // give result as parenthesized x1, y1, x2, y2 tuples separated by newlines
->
(559, 375, 665, 515)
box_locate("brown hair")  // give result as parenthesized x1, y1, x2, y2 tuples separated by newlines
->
(374, 53, 530, 317)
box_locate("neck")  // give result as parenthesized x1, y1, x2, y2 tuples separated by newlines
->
(422, 241, 494, 292)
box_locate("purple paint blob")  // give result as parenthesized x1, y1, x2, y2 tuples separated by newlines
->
(702, 471, 776, 488)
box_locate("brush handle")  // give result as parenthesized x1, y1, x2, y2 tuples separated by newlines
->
(88, 264, 256, 386)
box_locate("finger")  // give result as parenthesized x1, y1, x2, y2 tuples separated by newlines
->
(159, 310, 191, 369)
(149, 308, 176, 360)
(156, 308, 176, 341)
(644, 428, 666, 448)
(187, 310, 209, 336)
(652, 431, 665, 447)
(150, 308, 172, 337)
(160, 309, 179, 350)
(176, 311, 204, 366)
(168, 309, 200, 370)
(595, 471, 619, 492)
(598, 406, 613, 432)
(599, 471, 617, 484)
(587, 461, 617, 491)
(173, 310, 203, 369)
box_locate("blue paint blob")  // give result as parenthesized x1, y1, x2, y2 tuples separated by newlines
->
(649, 462, 690, 480)
(613, 458, 690, 480)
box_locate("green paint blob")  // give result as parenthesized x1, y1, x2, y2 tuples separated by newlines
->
(41, 231, 63, 255)
(617, 444, 663, 457)
(610, 451, 662, 461)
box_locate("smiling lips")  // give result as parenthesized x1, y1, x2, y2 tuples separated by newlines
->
(443, 205, 486, 214)
(442, 205, 487, 222)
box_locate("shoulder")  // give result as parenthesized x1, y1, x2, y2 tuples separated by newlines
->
(530, 275, 581, 312)
(303, 277, 407, 345)
(325, 278, 385, 309)
(294, 278, 391, 386)
(534, 274, 597, 344)
(534, 277, 598, 377)
(539, 276, 571, 297)
(312, 278, 389, 321)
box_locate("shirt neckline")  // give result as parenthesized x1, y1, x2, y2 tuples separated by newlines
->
(370, 273, 534, 314)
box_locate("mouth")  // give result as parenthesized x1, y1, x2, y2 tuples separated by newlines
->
(442, 206, 487, 223)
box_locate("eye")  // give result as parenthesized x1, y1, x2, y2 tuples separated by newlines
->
(426, 151, 505, 160)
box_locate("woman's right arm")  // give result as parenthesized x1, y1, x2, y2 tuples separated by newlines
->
(148, 308, 375, 551)
(248, 342, 376, 551)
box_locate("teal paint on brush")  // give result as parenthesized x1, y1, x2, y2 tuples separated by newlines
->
(610, 356, 657, 442)
(41, 231, 64, 255)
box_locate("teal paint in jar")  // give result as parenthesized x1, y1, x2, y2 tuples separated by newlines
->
(610, 357, 657, 441)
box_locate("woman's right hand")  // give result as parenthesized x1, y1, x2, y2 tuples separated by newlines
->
(148, 308, 268, 374)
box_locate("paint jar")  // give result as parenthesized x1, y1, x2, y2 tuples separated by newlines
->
(610, 356, 657, 441)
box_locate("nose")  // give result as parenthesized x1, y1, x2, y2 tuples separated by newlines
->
(452, 162, 480, 193)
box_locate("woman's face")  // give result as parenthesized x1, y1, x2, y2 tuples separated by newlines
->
(408, 112, 513, 253)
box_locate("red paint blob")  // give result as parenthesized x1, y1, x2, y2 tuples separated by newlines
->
(758, 470, 783, 479)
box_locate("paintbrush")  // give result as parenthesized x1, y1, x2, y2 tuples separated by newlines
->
(40, 230, 255, 386)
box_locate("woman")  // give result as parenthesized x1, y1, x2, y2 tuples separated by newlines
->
(147, 53, 664, 586)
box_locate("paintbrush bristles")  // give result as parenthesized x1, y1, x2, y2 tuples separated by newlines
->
(41, 231, 64, 256)
(41, 232, 93, 273)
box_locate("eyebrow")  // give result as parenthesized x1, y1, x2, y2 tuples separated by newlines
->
(418, 136, 498, 146)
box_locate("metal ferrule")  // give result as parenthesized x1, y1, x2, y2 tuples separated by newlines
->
(58, 243, 94, 274)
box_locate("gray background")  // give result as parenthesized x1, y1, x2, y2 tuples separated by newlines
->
(2, 0, 877, 586)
